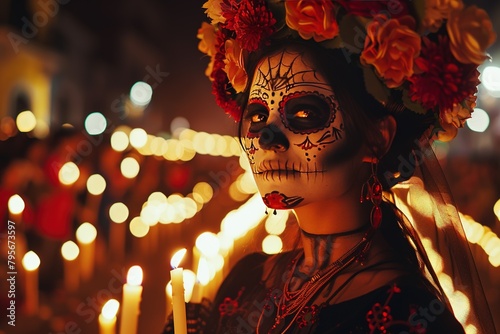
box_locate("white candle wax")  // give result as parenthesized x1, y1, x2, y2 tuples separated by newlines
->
(119, 266, 143, 334)
(170, 267, 187, 334)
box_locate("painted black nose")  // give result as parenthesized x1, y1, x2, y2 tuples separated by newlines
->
(258, 123, 289, 152)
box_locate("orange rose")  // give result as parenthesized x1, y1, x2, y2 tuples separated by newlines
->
(197, 22, 217, 57)
(361, 15, 421, 88)
(447, 6, 497, 65)
(223, 39, 247, 93)
(285, 0, 339, 42)
(422, 0, 463, 32)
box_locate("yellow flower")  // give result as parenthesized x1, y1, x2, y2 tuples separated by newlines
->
(447, 6, 497, 65)
(422, 0, 463, 32)
(223, 39, 248, 93)
(202, 0, 225, 25)
(197, 22, 217, 57)
(361, 15, 421, 88)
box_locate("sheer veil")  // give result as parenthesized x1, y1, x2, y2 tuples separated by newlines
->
(388, 138, 497, 333)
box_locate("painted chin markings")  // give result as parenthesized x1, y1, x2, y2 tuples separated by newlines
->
(263, 191, 304, 209)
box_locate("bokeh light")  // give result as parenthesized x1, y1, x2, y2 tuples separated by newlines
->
(59, 162, 80, 185)
(86, 174, 106, 195)
(61, 241, 80, 261)
(130, 81, 153, 106)
(76, 223, 97, 244)
(493, 199, 500, 221)
(192, 182, 213, 204)
(110, 131, 129, 152)
(262, 235, 283, 254)
(8, 194, 25, 214)
(109, 202, 129, 223)
(22, 251, 41, 271)
(129, 217, 149, 238)
(481, 66, 500, 93)
(120, 157, 140, 179)
(171, 116, 190, 137)
(16, 110, 36, 132)
(466, 108, 490, 133)
(129, 128, 148, 149)
(84, 112, 107, 135)
(196, 232, 220, 258)
(1, 116, 17, 138)
(101, 299, 120, 320)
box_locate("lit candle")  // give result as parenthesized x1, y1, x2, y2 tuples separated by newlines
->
(191, 258, 210, 304)
(109, 202, 129, 262)
(119, 265, 143, 334)
(7, 194, 24, 223)
(170, 249, 187, 334)
(21, 251, 40, 315)
(60, 241, 80, 292)
(99, 299, 119, 334)
(165, 282, 173, 322)
(8, 194, 28, 260)
(76, 222, 97, 281)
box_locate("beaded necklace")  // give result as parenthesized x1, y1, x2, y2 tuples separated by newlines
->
(257, 227, 375, 334)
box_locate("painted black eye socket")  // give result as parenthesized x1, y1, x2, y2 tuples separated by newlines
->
(283, 94, 333, 133)
(245, 102, 269, 132)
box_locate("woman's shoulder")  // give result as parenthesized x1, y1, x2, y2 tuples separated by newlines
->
(319, 275, 465, 333)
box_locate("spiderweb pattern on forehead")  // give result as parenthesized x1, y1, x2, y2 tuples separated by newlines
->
(251, 49, 333, 95)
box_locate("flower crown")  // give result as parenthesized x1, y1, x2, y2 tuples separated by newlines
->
(197, 0, 496, 141)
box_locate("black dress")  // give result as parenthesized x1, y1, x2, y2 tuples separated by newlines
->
(202, 252, 465, 334)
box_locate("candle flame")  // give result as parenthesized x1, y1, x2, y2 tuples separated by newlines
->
(170, 248, 187, 268)
(22, 251, 40, 271)
(127, 265, 143, 286)
(101, 299, 120, 319)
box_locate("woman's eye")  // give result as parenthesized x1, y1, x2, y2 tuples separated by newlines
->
(284, 95, 333, 133)
(251, 113, 267, 123)
(294, 110, 312, 119)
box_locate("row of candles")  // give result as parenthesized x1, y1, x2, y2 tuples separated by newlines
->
(11, 188, 273, 333)
(20, 246, 221, 334)
(17, 223, 231, 334)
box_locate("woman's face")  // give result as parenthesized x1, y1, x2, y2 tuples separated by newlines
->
(241, 49, 365, 210)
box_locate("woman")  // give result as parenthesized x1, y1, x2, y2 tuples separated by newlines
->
(169, 0, 496, 333)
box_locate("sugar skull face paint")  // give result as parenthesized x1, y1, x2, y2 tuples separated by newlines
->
(242, 49, 363, 209)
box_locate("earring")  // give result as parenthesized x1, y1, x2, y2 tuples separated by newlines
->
(360, 158, 383, 229)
